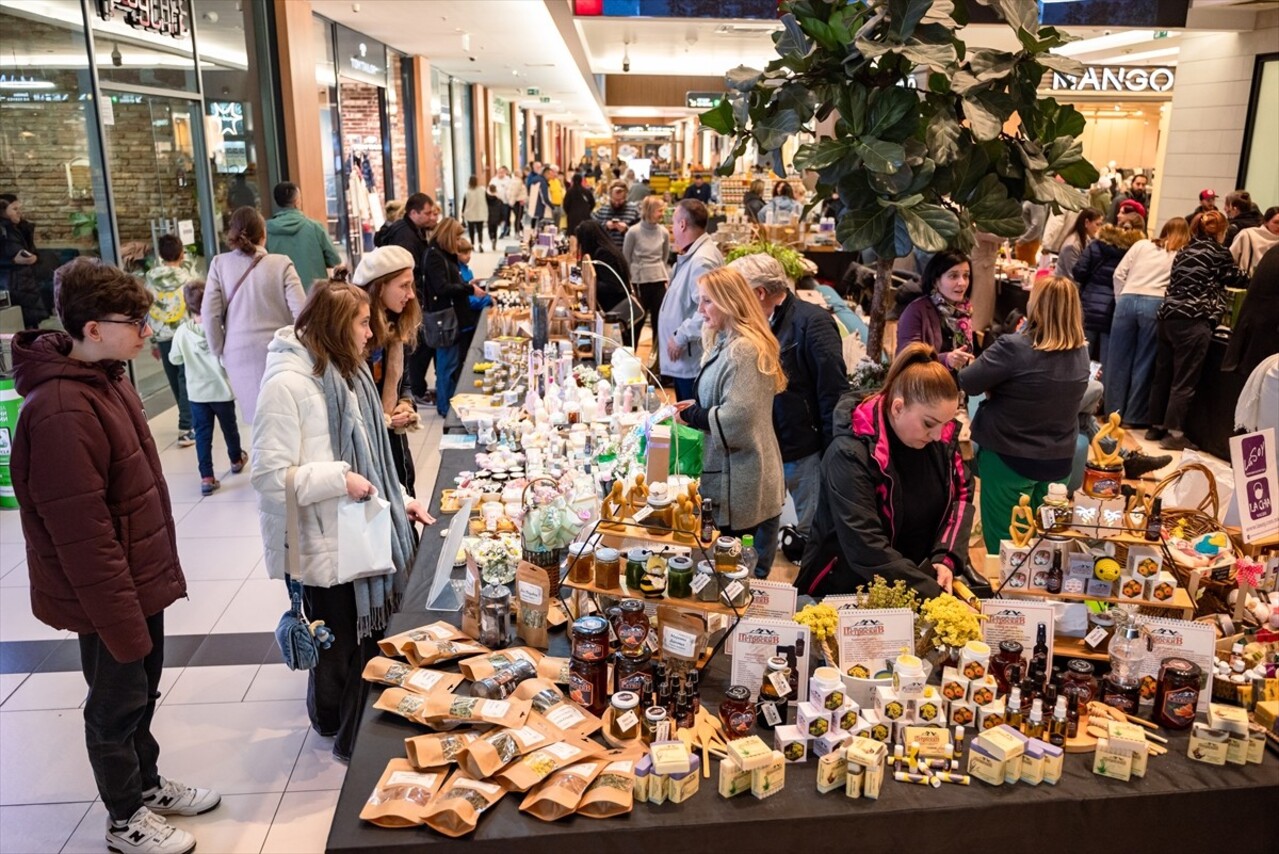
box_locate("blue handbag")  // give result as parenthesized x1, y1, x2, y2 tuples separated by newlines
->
(275, 468, 333, 671)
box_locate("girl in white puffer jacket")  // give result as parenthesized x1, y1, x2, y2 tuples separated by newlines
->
(252, 278, 432, 760)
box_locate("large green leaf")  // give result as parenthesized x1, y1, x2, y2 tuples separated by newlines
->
(772, 82, 818, 123)
(853, 36, 894, 59)
(793, 138, 857, 173)
(899, 203, 961, 251)
(855, 138, 906, 174)
(775, 13, 813, 59)
(869, 161, 916, 196)
(969, 49, 1018, 80)
(753, 109, 801, 151)
(725, 66, 764, 92)
(867, 86, 919, 140)
(925, 112, 963, 164)
(962, 95, 1003, 141)
(966, 175, 1025, 236)
(699, 99, 735, 135)
(1055, 158, 1101, 187)
(800, 16, 842, 53)
(889, 0, 933, 41)
(1029, 97, 1087, 144)
(922, 0, 957, 25)
(906, 158, 937, 194)
(1026, 170, 1089, 211)
(976, 0, 1038, 33)
(837, 206, 894, 252)
(1035, 53, 1085, 76)
(1016, 139, 1049, 171)
(900, 42, 958, 73)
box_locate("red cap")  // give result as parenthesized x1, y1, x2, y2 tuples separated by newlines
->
(1119, 199, 1147, 218)
(1199, 189, 1216, 200)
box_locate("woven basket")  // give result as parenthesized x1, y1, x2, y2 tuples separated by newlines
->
(1150, 463, 1236, 616)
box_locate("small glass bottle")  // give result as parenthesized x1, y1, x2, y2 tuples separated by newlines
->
(675, 688, 694, 730)
(642, 705, 669, 745)
(1006, 686, 1024, 732)
(1030, 623, 1050, 685)
(1065, 692, 1081, 739)
(1145, 497, 1163, 542)
(479, 584, 513, 649)
(755, 655, 791, 731)
(1046, 550, 1063, 594)
(593, 547, 621, 590)
(719, 685, 757, 740)
(609, 691, 642, 741)
(1025, 698, 1045, 739)
(1049, 695, 1068, 747)
(700, 499, 715, 543)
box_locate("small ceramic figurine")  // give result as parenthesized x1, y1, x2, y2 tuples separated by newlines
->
(601, 480, 628, 522)
(1009, 494, 1036, 547)
(1089, 412, 1126, 468)
(673, 494, 698, 542)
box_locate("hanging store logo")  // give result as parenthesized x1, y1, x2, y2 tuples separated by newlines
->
(96, 0, 189, 38)
(351, 42, 380, 77)
(208, 101, 243, 137)
(1049, 66, 1175, 93)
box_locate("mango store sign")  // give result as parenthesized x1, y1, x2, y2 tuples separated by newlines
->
(1049, 66, 1175, 94)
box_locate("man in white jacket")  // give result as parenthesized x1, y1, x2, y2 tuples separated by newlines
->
(659, 199, 723, 401)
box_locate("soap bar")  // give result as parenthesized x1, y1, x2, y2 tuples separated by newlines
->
(668, 755, 701, 803)
(726, 735, 773, 771)
(751, 750, 786, 799)
(966, 743, 1005, 786)
(650, 740, 691, 776)
(718, 756, 752, 798)
(1187, 722, 1229, 766)
(1035, 739, 1064, 785)
(634, 754, 652, 802)
(816, 751, 847, 794)
(1208, 702, 1249, 736)
(1020, 741, 1045, 785)
(1092, 738, 1133, 781)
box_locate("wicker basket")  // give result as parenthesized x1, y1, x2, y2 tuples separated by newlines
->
(1150, 463, 1237, 616)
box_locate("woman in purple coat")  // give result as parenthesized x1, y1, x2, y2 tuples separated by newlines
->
(896, 250, 976, 373)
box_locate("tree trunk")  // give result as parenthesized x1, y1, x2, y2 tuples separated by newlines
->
(866, 256, 895, 362)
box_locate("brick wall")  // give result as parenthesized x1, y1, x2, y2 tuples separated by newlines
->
(339, 78, 385, 246)
(387, 52, 410, 200)
(106, 97, 203, 252)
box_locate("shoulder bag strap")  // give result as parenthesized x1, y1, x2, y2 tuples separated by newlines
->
(224, 252, 266, 311)
(284, 466, 305, 614)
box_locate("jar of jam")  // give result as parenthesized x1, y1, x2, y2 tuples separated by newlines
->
(569, 616, 610, 716)
(625, 547, 652, 591)
(645, 488, 674, 529)
(714, 536, 741, 572)
(719, 685, 757, 739)
(608, 691, 642, 741)
(719, 567, 751, 609)
(1153, 656, 1201, 730)
(642, 705, 668, 744)
(615, 598, 649, 656)
(593, 547, 620, 590)
(615, 647, 654, 698)
(694, 560, 719, 602)
(992, 640, 1024, 695)
(566, 541, 594, 584)
(666, 556, 694, 599)
(1059, 659, 1099, 707)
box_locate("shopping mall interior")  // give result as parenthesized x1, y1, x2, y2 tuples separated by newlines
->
(0, 1, 1277, 852)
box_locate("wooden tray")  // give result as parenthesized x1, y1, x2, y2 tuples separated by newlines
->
(599, 708, 646, 749)
(1064, 712, 1101, 753)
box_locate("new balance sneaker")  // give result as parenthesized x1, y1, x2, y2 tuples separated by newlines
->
(176, 430, 195, 448)
(106, 807, 195, 854)
(230, 451, 248, 474)
(142, 776, 222, 817)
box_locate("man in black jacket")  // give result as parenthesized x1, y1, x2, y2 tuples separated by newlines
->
(730, 253, 848, 573)
(380, 193, 441, 405)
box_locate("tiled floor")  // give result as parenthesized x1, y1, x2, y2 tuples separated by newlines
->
(0, 251, 503, 854)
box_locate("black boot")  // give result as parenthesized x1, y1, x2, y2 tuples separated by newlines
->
(1122, 449, 1173, 479)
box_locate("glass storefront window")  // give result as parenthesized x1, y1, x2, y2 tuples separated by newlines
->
(451, 79, 473, 216)
(315, 16, 346, 262)
(433, 67, 454, 217)
(92, 0, 199, 93)
(387, 51, 410, 200)
(0, 0, 108, 323)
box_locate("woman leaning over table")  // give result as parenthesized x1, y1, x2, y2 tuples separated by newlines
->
(676, 267, 787, 578)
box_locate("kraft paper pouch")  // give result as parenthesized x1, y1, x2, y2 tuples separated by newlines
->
(378, 622, 470, 658)
(548, 598, 569, 628)
(405, 732, 481, 768)
(423, 770, 507, 838)
(516, 563, 552, 648)
(519, 757, 608, 822)
(359, 758, 444, 827)
(456, 713, 565, 779)
(514, 680, 602, 737)
(422, 692, 532, 729)
(658, 606, 706, 668)
(373, 687, 432, 723)
(462, 556, 482, 640)
(536, 657, 571, 684)
(575, 750, 643, 819)
(403, 639, 490, 669)
(361, 657, 464, 696)
(458, 647, 545, 682)
(493, 733, 603, 792)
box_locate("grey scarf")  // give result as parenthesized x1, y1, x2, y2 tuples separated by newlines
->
(320, 360, 417, 639)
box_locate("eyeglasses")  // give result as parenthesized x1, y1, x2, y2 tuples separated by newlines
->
(97, 317, 150, 335)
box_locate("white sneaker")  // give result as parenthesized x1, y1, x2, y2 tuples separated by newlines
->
(142, 776, 222, 816)
(106, 807, 195, 854)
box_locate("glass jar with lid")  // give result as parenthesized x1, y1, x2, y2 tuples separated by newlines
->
(1059, 658, 1099, 706)
(642, 705, 669, 744)
(569, 616, 611, 715)
(714, 536, 741, 572)
(719, 685, 757, 739)
(566, 541, 594, 584)
(615, 598, 649, 656)
(615, 647, 654, 698)
(608, 691, 642, 741)
(1153, 656, 1201, 730)
(694, 560, 719, 602)
(719, 567, 751, 609)
(593, 547, 621, 590)
(666, 556, 694, 599)
(992, 640, 1024, 695)
(625, 547, 652, 590)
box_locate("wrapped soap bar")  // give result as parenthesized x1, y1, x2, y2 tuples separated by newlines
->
(751, 750, 786, 799)
(726, 735, 772, 771)
(719, 756, 752, 798)
(816, 751, 846, 794)
(667, 754, 702, 803)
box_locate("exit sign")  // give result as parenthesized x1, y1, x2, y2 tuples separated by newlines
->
(526, 87, 541, 96)
(540, 96, 551, 103)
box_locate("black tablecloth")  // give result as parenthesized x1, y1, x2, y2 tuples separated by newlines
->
(1184, 333, 1245, 461)
(443, 310, 491, 435)
(803, 249, 859, 286)
(994, 276, 1030, 325)
(328, 610, 1278, 853)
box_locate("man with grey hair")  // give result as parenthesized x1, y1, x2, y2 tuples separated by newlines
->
(730, 252, 847, 574)
(661, 199, 722, 401)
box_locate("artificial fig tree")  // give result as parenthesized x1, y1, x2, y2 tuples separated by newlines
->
(701, 0, 1099, 360)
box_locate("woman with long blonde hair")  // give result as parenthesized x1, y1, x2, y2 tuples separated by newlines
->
(677, 267, 786, 576)
(1105, 217, 1192, 427)
(959, 275, 1090, 553)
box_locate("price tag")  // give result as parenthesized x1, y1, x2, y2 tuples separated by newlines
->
(721, 580, 744, 603)
(760, 701, 782, 727)
(632, 506, 654, 523)
(617, 710, 639, 732)
(1084, 627, 1110, 649)
(768, 670, 792, 696)
(518, 580, 543, 606)
(690, 572, 711, 594)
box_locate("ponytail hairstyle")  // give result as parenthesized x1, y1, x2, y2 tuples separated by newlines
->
(295, 278, 371, 379)
(225, 206, 265, 254)
(1154, 217, 1191, 253)
(878, 343, 958, 410)
(1193, 209, 1230, 243)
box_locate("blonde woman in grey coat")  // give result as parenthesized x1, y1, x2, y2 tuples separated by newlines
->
(676, 267, 787, 578)
(202, 206, 305, 424)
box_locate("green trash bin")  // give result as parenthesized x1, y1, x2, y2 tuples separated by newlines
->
(0, 377, 21, 509)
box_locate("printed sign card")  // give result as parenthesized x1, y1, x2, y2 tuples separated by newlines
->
(1231, 428, 1279, 543)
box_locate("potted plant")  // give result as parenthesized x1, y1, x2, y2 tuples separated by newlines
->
(725, 240, 814, 284)
(702, 0, 1098, 361)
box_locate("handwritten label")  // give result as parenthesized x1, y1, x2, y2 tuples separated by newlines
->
(617, 710, 639, 732)
(386, 770, 438, 788)
(662, 627, 699, 658)
(690, 572, 711, 594)
(1084, 627, 1110, 649)
(761, 701, 782, 726)
(768, 670, 792, 696)
(518, 580, 543, 606)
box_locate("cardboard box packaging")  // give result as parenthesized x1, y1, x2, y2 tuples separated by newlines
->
(726, 735, 773, 771)
(1086, 578, 1116, 599)
(1118, 575, 1146, 602)
(977, 697, 1006, 732)
(941, 667, 970, 704)
(1092, 738, 1133, 781)
(948, 699, 976, 728)
(999, 541, 1030, 590)
(797, 701, 833, 738)
(813, 731, 851, 758)
(816, 751, 847, 794)
(914, 688, 945, 726)
(718, 756, 752, 798)
(1187, 723, 1229, 766)
(966, 743, 1005, 786)
(1247, 726, 1267, 765)
(1020, 740, 1045, 785)
(1208, 703, 1250, 736)
(874, 687, 907, 722)
(831, 701, 860, 735)
(751, 750, 786, 800)
(1037, 739, 1064, 785)
(1126, 545, 1163, 580)
(902, 725, 951, 758)
(968, 676, 997, 707)
(773, 725, 809, 763)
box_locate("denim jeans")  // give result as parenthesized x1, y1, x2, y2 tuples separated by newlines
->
(722, 514, 781, 577)
(1104, 295, 1161, 426)
(190, 399, 243, 479)
(79, 610, 165, 822)
(783, 452, 822, 539)
(434, 343, 462, 417)
(156, 339, 191, 432)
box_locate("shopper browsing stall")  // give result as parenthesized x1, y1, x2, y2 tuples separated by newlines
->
(896, 249, 975, 372)
(660, 200, 723, 401)
(252, 280, 433, 761)
(623, 195, 671, 353)
(1229, 205, 1279, 276)
(1071, 222, 1143, 365)
(675, 268, 787, 577)
(796, 343, 971, 597)
(958, 276, 1089, 554)
(1053, 207, 1102, 280)
(422, 218, 486, 418)
(1147, 210, 1251, 450)
(574, 219, 633, 334)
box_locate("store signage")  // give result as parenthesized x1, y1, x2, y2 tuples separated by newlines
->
(686, 91, 724, 109)
(207, 101, 244, 137)
(526, 87, 541, 96)
(335, 25, 386, 87)
(96, 0, 188, 38)
(1049, 65, 1175, 94)
(1231, 428, 1279, 543)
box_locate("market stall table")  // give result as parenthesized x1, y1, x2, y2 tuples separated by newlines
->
(442, 309, 492, 435)
(326, 608, 1277, 854)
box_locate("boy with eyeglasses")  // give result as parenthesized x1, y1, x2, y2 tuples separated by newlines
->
(11, 259, 220, 854)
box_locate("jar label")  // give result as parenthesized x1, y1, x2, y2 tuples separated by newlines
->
(569, 672, 593, 707)
(1083, 627, 1109, 649)
(728, 710, 755, 735)
(768, 671, 792, 696)
(619, 624, 647, 649)
(722, 580, 745, 602)
(690, 573, 712, 594)
(518, 580, 543, 606)
(760, 701, 782, 726)
(1161, 687, 1198, 726)
(662, 627, 699, 659)
(618, 672, 652, 694)
(616, 710, 639, 732)
(407, 669, 444, 693)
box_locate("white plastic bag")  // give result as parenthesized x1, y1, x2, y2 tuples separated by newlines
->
(337, 495, 394, 583)
(1162, 451, 1239, 527)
